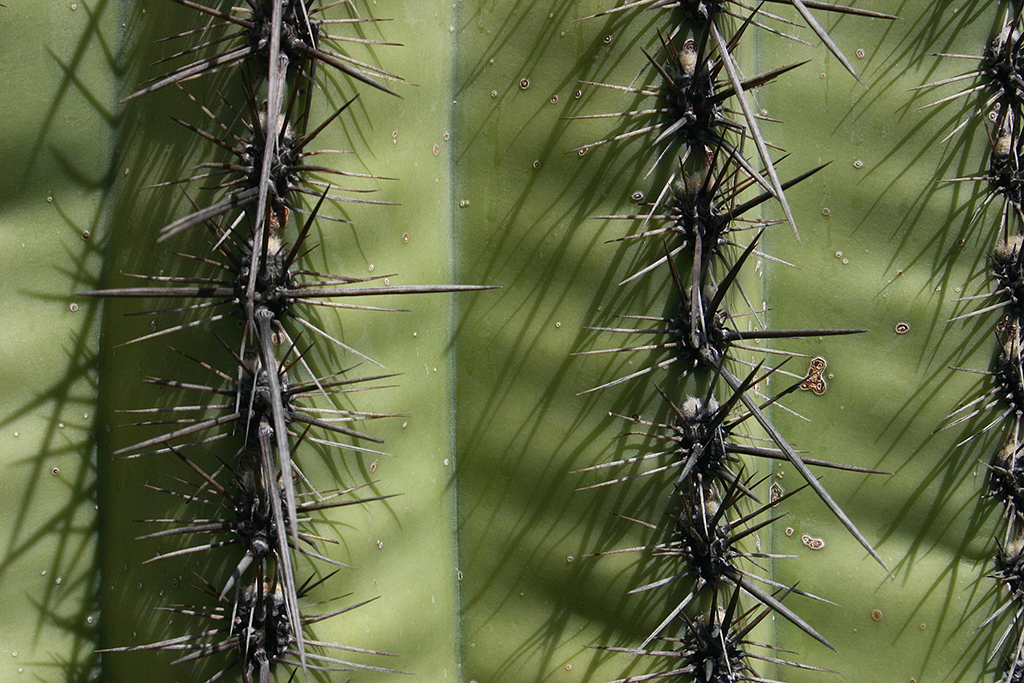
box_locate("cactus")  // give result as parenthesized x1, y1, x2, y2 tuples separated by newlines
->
(0, 1, 1011, 681)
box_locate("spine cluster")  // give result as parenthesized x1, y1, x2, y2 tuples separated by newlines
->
(90, 2, 488, 680)
(927, 3, 1024, 680)
(573, 2, 895, 680)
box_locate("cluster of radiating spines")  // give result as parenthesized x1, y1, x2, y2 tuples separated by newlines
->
(933, 104, 1024, 235)
(148, 83, 392, 245)
(92, 2, 492, 679)
(918, 4, 1024, 233)
(594, 580, 833, 683)
(587, 466, 839, 660)
(571, 27, 806, 237)
(574, 4, 897, 680)
(100, 568, 401, 683)
(578, 0, 897, 86)
(915, 4, 1023, 138)
(984, 538, 1024, 681)
(594, 152, 820, 286)
(576, 374, 887, 498)
(134, 439, 396, 599)
(81, 198, 485, 363)
(111, 339, 396, 459)
(598, 577, 835, 683)
(125, 0, 404, 103)
(988, 108, 1024, 232)
(575, 3, 896, 238)
(578, 227, 861, 385)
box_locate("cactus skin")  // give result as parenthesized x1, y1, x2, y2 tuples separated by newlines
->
(0, 1, 1014, 682)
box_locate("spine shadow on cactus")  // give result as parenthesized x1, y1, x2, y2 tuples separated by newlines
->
(13, 2, 1024, 682)
(924, 4, 1024, 680)
(558, 3, 908, 682)
(92, 2, 495, 682)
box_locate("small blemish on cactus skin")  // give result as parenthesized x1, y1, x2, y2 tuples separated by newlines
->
(802, 534, 826, 550)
